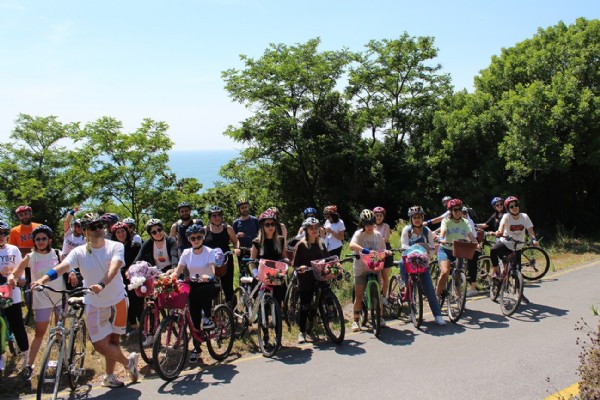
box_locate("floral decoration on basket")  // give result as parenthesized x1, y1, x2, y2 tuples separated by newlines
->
(0, 285, 13, 309)
(127, 261, 161, 297)
(310, 256, 343, 281)
(360, 251, 387, 272)
(154, 274, 190, 309)
(257, 259, 288, 286)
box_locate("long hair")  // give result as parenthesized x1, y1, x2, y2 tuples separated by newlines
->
(256, 224, 283, 257)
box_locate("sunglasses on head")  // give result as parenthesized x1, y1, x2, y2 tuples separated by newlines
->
(189, 235, 203, 242)
(263, 222, 276, 228)
(151, 228, 163, 235)
(87, 223, 104, 231)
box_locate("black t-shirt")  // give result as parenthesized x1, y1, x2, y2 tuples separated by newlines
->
(484, 212, 504, 232)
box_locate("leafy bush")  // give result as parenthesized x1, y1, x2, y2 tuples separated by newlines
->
(576, 316, 600, 399)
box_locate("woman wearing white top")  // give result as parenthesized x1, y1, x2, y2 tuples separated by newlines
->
(323, 205, 345, 257)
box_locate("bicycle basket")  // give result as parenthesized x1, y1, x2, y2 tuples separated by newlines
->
(360, 251, 386, 272)
(134, 276, 155, 298)
(157, 281, 190, 309)
(0, 285, 12, 299)
(452, 241, 478, 260)
(257, 259, 288, 286)
(403, 254, 429, 274)
(310, 256, 342, 281)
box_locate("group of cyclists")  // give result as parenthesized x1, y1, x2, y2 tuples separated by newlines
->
(0, 194, 539, 389)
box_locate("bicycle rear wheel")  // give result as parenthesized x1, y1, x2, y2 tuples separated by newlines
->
(138, 306, 158, 365)
(409, 281, 424, 329)
(233, 287, 250, 338)
(369, 285, 381, 337)
(476, 255, 492, 290)
(387, 275, 403, 319)
(319, 291, 345, 344)
(282, 278, 299, 328)
(257, 294, 282, 357)
(500, 269, 523, 316)
(520, 246, 550, 281)
(153, 315, 188, 382)
(429, 260, 440, 285)
(37, 337, 63, 400)
(447, 268, 467, 323)
(67, 319, 87, 390)
(206, 305, 234, 361)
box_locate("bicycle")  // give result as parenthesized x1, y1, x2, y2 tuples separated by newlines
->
(136, 276, 165, 366)
(399, 246, 431, 329)
(0, 286, 21, 376)
(489, 236, 526, 316)
(351, 251, 386, 338)
(34, 285, 89, 400)
(437, 241, 477, 323)
(152, 277, 235, 381)
(383, 249, 404, 320)
(520, 241, 550, 281)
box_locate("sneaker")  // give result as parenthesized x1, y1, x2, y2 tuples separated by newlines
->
(102, 374, 125, 388)
(466, 289, 479, 297)
(351, 321, 360, 332)
(434, 316, 447, 326)
(297, 332, 307, 344)
(202, 317, 215, 330)
(126, 352, 140, 383)
(379, 318, 387, 328)
(189, 350, 200, 363)
(142, 335, 154, 347)
(21, 365, 33, 381)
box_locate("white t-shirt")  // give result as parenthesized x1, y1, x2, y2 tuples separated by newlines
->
(62, 228, 86, 256)
(64, 240, 125, 307)
(178, 246, 215, 278)
(0, 244, 22, 303)
(29, 250, 64, 310)
(499, 213, 533, 250)
(153, 241, 171, 269)
(324, 219, 345, 251)
(350, 230, 385, 276)
(132, 234, 142, 245)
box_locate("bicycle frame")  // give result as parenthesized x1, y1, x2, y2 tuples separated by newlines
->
(364, 273, 381, 309)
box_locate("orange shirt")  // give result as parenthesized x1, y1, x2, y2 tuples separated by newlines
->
(8, 223, 41, 250)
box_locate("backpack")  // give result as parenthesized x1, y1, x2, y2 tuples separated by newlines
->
(407, 225, 431, 244)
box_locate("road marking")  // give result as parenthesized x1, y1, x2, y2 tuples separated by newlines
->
(544, 382, 579, 399)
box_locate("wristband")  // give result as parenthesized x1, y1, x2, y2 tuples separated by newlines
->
(209, 276, 214, 282)
(531, 237, 537, 242)
(46, 269, 58, 281)
(68, 209, 75, 216)
(426, 219, 432, 225)
(97, 281, 106, 289)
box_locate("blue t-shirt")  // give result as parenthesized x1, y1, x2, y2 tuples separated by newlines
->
(232, 216, 260, 248)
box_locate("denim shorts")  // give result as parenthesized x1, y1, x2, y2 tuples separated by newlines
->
(437, 247, 456, 263)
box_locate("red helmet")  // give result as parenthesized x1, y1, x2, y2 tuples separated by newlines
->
(15, 205, 32, 214)
(259, 210, 277, 223)
(446, 198, 463, 210)
(323, 205, 337, 215)
(504, 196, 519, 208)
(373, 206, 386, 215)
(110, 222, 128, 234)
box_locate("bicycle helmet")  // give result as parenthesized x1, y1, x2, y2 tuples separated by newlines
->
(408, 206, 424, 217)
(73, 219, 82, 226)
(235, 198, 250, 208)
(446, 198, 463, 210)
(32, 225, 53, 239)
(110, 222, 128, 234)
(0, 220, 10, 232)
(504, 196, 519, 208)
(15, 205, 32, 214)
(258, 210, 277, 223)
(185, 223, 206, 237)
(123, 217, 135, 225)
(177, 201, 191, 210)
(145, 218, 163, 233)
(267, 207, 280, 218)
(359, 209, 376, 225)
(80, 213, 103, 229)
(207, 206, 223, 217)
(302, 217, 320, 228)
(303, 207, 318, 218)
(101, 213, 120, 224)
(323, 205, 337, 215)
(373, 206, 386, 215)
(490, 197, 503, 207)
(441, 196, 452, 205)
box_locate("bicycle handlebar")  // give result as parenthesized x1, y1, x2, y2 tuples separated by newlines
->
(34, 285, 91, 296)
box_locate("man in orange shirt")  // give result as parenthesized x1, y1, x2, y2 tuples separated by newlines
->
(8, 205, 41, 258)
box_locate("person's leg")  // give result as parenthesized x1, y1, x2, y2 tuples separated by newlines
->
(28, 308, 53, 366)
(298, 290, 313, 334)
(4, 302, 28, 352)
(467, 251, 480, 292)
(221, 257, 235, 303)
(422, 270, 442, 316)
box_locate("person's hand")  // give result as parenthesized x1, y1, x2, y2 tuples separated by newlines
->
(237, 232, 245, 238)
(532, 239, 539, 247)
(361, 248, 371, 255)
(201, 274, 211, 282)
(298, 265, 307, 273)
(234, 248, 241, 256)
(68, 272, 79, 287)
(325, 227, 332, 234)
(90, 284, 103, 294)
(6, 274, 16, 289)
(385, 250, 392, 256)
(30, 279, 44, 291)
(252, 269, 258, 278)
(495, 231, 502, 238)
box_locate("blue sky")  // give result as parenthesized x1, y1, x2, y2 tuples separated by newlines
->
(0, 0, 597, 150)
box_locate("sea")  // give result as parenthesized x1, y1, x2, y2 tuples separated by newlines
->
(167, 149, 240, 191)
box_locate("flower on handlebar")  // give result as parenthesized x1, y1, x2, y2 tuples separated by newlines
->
(265, 270, 286, 285)
(365, 252, 384, 269)
(127, 261, 161, 291)
(153, 273, 180, 297)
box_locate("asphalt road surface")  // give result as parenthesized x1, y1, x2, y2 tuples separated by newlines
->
(30, 259, 600, 400)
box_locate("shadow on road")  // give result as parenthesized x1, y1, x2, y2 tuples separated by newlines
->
(419, 320, 467, 337)
(511, 302, 569, 323)
(460, 308, 510, 330)
(156, 363, 239, 395)
(312, 338, 367, 356)
(268, 346, 314, 365)
(71, 386, 142, 400)
(376, 325, 417, 346)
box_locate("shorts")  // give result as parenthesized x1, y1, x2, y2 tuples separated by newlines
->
(353, 270, 381, 286)
(437, 247, 456, 263)
(34, 305, 62, 323)
(86, 297, 128, 343)
(384, 243, 393, 269)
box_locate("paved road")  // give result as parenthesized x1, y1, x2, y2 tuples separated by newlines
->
(32, 260, 600, 400)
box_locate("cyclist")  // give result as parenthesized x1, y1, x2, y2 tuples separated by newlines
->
(477, 197, 505, 232)
(435, 199, 479, 298)
(10, 225, 78, 380)
(267, 207, 288, 244)
(169, 224, 218, 363)
(123, 218, 143, 246)
(31, 213, 140, 388)
(349, 209, 390, 332)
(399, 206, 446, 326)
(232, 198, 260, 274)
(170, 201, 203, 256)
(203, 206, 240, 305)
(461, 206, 480, 297)
(491, 196, 539, 303)
(323, 205, 345, 258)
(423, 195, 453, 228)
(292, 217, 328, 343)
(0, 221, 29, 376)
(62, 207, 85, 257)
(134, 219, 178, 273)
(101, 213, 120, 240)
(373, 207, 393, 303)
(295, 207, 325, 238)
(8, 205, 41, 258)
(111, 222, 142, 335)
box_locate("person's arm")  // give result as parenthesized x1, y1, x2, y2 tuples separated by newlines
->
(249, 245, 259, 277)
(170, 259, 186, 280)
(30, 258, 75, 290)
(7, 254, 30, 287)
(424, 213, 445, 227)
(64, 209, 75, 234)
(349, 231, 366, 253)
(400, 227, 410, 250)
(169, 222, 178, 239)
(495, 214, 508, 237)
(527, 226, 539, 246)
(167, 237, 179, 267)
(226, 225, 240, 256)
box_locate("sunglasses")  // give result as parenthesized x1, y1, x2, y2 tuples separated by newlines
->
(151, 228, 163, 235)
(452, 208, 462, 212)
(0, 231, 9, 237)
(210, 214, 223, 218)
(34, 237, 49, 242)
(495, 203, 503, 207)
(189, 235, 204, 242)
(263, 222, 276, 228)
(87, 223, 104, 231)
(509, 204, 519, 209)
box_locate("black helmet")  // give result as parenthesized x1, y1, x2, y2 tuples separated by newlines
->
(32, 225, 53, 239)
(208, 206, 223, 217)
(101, 213, 120, 224)
(178, 201, 191, 210)
(80, 213, 103, 229)
(186, 224, 206, 237)
(145, 218, 163, 234)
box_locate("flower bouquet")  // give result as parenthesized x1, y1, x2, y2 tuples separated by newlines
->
(154, 273, 190, 309)
(127, 261, 161, 297)
(360, 251, 387, 272)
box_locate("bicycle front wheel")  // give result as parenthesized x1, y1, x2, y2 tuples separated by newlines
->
(257, 294, 282, 357)
(476, 255, 492, 290)
(447, 268, 467, 323)
(206, 304, 235, 361)
(67, 319, 87, 390)
(233, 287, 250, 338)
(138, 306, 159, 365)
(429, 260, 440, 285)
(369, 285, 381, 337)
(500, 269, 523, 316)
(409, 281, 424, 329)
(153, 315, 188, 382)
(319, 291, 345, 344)
(521, 246, 550, 281)
(282, 278, 299, 328)
(37, 337, 63, 400)
(387, 275, 403, 319)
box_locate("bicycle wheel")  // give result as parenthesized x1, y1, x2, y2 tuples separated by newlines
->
(476, 255, 492, 290)
(233, 287, 249, 338)
(67, 319, 87, 390)
(153, 315, 188, 382)
(282, 278, 299, 328)
(206, 304, 234, 361)
(409, 281, 424, 329)
(21, 286, 33, 325)
(500, 269, 523, 316)
(387, 275, 403, 319)
(521, 246, 550, 281)
(429, 260, 440, 284)
(369, 284, 381, 337)
(318, 291, 345, 344)
(256, 294, 282, 358)
(447, 268, 467, 323)
(138, 306, 158, 365)
(37, 337, 63, 400)
(489, 274, 501, 302)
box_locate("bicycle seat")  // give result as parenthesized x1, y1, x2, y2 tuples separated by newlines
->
(68, 297, 85, 309)
(240, 277, 254, 285)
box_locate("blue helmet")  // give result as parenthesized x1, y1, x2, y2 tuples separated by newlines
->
(303, 207, 318, 218)
(490, 197, 503, 207)
(185, 224, 206, 237)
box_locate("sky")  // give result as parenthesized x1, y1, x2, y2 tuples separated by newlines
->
(0, 1, 597, 150)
